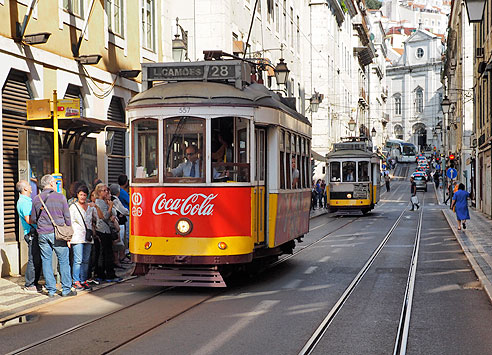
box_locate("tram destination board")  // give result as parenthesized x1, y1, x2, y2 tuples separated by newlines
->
(146, 63, 237, 82)
(353, 183, 369, 199)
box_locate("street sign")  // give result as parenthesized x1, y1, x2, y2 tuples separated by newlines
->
(57, 99, 80, 119)
(26, 99, 51, 120)
(436, 163, 441, 171)
(446, 168, 458, 179)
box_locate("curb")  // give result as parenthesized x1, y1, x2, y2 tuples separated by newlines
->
(442, 209, 492, 303)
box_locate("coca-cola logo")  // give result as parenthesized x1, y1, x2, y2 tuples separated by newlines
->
(152, 193, 217, 216)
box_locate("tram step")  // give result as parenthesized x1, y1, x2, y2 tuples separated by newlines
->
(335, 210, 363, 216)
(145, 267, 227, 287)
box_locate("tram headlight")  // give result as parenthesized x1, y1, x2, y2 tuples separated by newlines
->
(218, 242, 228, 250)
(347, 193, 352, 199)
(176, 218, 193, 236)
(144, 241, 152, 250)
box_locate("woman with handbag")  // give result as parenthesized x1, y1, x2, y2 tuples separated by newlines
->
(69, 185, 96, 290)
(93, 183, 120, 282)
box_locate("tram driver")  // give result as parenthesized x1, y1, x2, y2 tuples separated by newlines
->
(168, 145, 227, 180)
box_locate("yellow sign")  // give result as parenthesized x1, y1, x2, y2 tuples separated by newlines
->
(26, 99, 51, 120)
(56, 99, 80, 119)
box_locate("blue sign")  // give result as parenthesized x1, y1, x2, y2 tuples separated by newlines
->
(436, 164, 441, 171)
(446, 168, 458, 180)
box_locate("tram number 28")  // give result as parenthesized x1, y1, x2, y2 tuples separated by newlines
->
(207, 65, 235, 79)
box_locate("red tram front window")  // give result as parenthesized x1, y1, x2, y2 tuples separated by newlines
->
(164, 117, 205, 182)
(132, 119, 158, 182)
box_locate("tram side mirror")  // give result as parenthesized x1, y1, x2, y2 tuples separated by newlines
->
(105, 130, 115, 155)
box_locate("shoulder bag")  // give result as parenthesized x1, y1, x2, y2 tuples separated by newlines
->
(39, 195, 73, 242)
(75, 204, 93, 242)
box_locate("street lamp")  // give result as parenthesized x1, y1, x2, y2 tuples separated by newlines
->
(172, 18, 188, 62)
(309, 91, 323, 112)
(435, 122, 442, 135)
(348, 118, 356, 132)
(464, 0, 486, 23)
(371, 127, 377, 137)
(441, 95, 452, 114)
(274, 58, 289, 86)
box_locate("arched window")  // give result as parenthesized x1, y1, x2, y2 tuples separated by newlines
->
(394, 95, 402, 115)
(415, 88, 423, 113)
(394, 125, 403, 140)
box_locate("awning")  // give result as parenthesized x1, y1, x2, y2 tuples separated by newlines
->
(25, 116, 127, 150)
(26, 116, 127, 131)
(311, 150, 327, 162)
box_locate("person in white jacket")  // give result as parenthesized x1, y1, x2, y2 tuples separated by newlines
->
(69, 184, 97, 290)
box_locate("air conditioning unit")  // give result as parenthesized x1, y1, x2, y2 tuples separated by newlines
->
(476, 47, 484, 58)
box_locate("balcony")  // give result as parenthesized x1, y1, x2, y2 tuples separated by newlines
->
(359, 87, 368, 106)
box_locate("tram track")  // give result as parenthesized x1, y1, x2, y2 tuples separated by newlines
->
(298, 195, 425, 355)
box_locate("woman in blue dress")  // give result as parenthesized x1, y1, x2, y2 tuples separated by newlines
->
(451, 183, 470, 230)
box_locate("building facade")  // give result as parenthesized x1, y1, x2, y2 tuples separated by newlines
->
(387, 28, 443, 152)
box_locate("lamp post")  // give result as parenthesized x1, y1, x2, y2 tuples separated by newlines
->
(274, 58, 289, 87)
(371, 127, 376, 137)
(309, 91, 323, 112)
(348, 118, 356, 133)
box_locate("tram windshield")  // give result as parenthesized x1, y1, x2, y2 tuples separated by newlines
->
(342, 161, 356, 182)
(165, 117, 205, 181)
(133, 119, 158, 180)
(358, 161, 370, 181)
(330, 162, 341, 182)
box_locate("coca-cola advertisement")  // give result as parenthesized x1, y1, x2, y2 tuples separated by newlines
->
(130, 187, 251, 238)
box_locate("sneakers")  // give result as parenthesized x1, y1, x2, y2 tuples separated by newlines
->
(82, 282, 93, 291)
(61, 290, 77, 297)
(416, 204, 420, 210)
(24, 285, 38, 293)
(73, 281, 85, 291)
(463, 222, 467, 230)
(48, 293, 56, 298)
(88, 278, 100, 285)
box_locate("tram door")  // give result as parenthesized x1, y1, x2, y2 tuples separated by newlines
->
(253, 128, 266, 244)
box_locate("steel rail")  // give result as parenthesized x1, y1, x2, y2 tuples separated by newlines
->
(393, 194, 425, 355)
(298, 206, 408, 355)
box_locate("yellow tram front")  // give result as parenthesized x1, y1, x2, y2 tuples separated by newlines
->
(127, 60, 312, 286)
(326, 140, 381, 214)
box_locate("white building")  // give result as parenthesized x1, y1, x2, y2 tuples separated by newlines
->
(387, 28, 443, 151)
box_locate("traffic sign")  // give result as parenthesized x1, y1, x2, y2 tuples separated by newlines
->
(446, 168, 458, 179)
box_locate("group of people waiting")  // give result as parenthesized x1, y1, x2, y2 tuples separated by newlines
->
(311, 179, 326, 210)
(17, 174, 130, 297)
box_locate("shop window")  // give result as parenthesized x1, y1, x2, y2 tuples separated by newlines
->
(133, 119, 158, 181)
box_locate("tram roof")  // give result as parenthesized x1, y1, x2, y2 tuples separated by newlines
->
(326, 149, 377, 159)
(127, 81, 310, 126)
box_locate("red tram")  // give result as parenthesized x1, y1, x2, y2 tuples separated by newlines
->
(128, 59, 312, 286)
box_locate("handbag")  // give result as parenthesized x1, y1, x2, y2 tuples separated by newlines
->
(103, 219, 120, 241)
(39, 195, 73, 242)
(411, 195, 419, 205)
(75, 204, 93, 242)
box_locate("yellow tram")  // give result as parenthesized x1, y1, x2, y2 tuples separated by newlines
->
(127, 59, 312, 286)
(326, 139, 381, 214)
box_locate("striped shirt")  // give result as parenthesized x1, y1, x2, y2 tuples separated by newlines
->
(31, 189, 71, 235)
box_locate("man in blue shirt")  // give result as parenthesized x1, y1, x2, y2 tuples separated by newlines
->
(16, 180, 42, 293)
(118, 174, 129, 210)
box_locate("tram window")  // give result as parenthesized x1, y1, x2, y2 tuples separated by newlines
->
(164, 117, 205, 181)
(280, 151, 285, 189)
(358, 161, 370, 182)
(330, 162, 341, 182)
(342, 161, 356, 182)
(211, 117, 250, 182)
(133, 119, 158, 180)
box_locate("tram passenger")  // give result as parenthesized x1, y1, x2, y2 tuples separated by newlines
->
(291, 157, 300, 188)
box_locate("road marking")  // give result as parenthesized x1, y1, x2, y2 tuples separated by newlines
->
(283, 279, 303, 289)
(304, 266, 318, 274)
(319, 256, 330, 262)
(310, 222, 329, 232)
(192, 300, 280, 355)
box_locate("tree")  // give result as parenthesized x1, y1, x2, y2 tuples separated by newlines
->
(366, 0, 382, 10)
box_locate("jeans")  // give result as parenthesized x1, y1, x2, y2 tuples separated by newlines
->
(72, 243, 92, 283)
(38, 233, 72, 296)
(24, 234, 42, 288)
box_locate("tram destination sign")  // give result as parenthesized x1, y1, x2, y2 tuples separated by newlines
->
(146, 63, 237, 82)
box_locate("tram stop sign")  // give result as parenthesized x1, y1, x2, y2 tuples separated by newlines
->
(446, 168, 458, 180)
